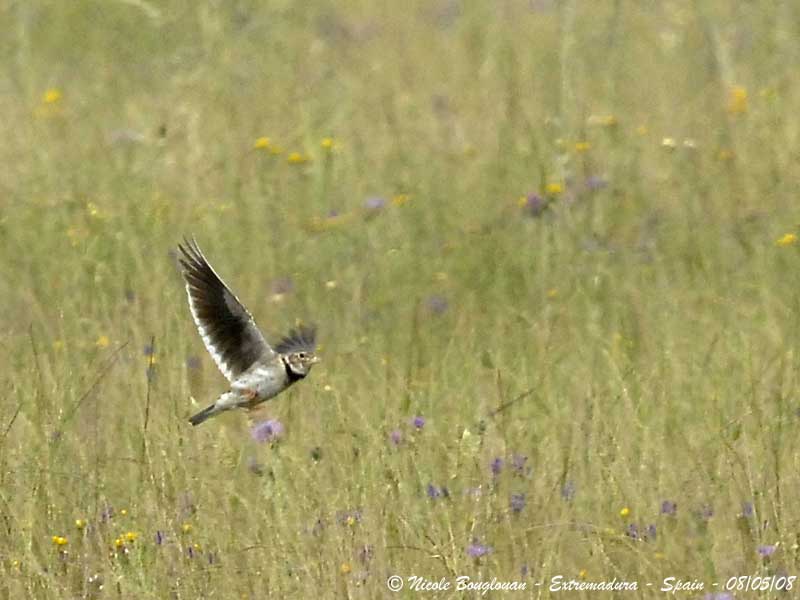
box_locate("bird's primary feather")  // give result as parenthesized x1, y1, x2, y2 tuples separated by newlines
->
(177, 238, 275, 382)
(274, 325, 317, 355)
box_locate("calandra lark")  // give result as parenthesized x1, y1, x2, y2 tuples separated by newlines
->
(177, 238, 319, 426)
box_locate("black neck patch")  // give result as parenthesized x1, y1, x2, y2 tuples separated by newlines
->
(282, 356, 306, 383)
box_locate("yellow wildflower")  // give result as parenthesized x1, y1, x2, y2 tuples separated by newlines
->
(320, 137, 336, 150)
(114, 537, 125, 549)
(574, 141, 591, 153)
(728, 85, 748, 115)
(345, 515, 357, 527)
(578, 569, 588, 580)
(193, 542, 202, 552)
(181, 523, 192, 534)
(340, 562, 352, 575)
(95, 335, 110, 348)
(119, 509, 128, 517)
(619, 506, 631, 518)
(717, 148, 734, 162)
(75, 519, 87, 530)
(35, 88, 65, 119)
(325, 280, 337, 289)
(546, 288, 558, 299)
(253, 137, 271, 150)
(391, 194, 410, 206)
(517, 196, 528, 208)
(661, 137, 677, 150)
(43, 89, 62, 104)
(287, 152, 310, 165)
(51, 535, 68, 546)
(124, 531, 138, 543)
(545, 182, 563, 196)
(87, 202, 99, 217)
(776, 233, 797, 247)
(323, 385, 333, 393)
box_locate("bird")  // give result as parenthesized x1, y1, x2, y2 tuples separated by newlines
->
(177, 238, 320, 426)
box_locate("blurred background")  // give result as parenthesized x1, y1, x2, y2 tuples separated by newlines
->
(1, 1, 799, 597)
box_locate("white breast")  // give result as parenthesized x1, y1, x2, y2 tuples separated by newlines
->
(232, 364, 287, 400)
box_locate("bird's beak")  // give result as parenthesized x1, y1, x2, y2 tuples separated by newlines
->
(312, 356, 322, 364)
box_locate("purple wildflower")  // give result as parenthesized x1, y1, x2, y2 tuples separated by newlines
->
(467, 540, 492, 558)
(741, 501, 754, 518)
(523, 193, 547, 217)
(155, 530, 165, 545)
(143, 344, 155, 356)
(364, 196, 387, 211)
(699, 504, 714, 521)
(425, 295, 449, 315)
(426, 484, 449, 499)
(585, 176, 608, 191)
(660, 500, 677, 516)
(758, 545, 777, 558)
(250, 419, 284, 443)
(389, 430, 403, 446)
(520, 564, 530, 577)
(561, 480, 576, 501)
(411, 416, 426, 430)
(510, 493, 526, 514)
(490, 457, 503, 476)
(625, 523, 639, 540)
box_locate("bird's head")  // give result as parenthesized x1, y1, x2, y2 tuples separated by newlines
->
(275, 325, 319, 379)
(283, 349, 320, 377)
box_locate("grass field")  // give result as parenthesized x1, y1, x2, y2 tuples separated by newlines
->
(2, 1, 800, 598)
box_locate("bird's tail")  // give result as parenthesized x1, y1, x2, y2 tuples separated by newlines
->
(189, 403, 220, 426)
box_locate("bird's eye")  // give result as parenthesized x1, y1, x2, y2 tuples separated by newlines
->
(298, 352, 306, 359)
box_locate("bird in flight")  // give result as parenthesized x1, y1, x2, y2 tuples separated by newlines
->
(177, 238, 319, 426)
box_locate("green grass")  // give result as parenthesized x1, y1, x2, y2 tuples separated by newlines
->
(2, 1, 800, 598)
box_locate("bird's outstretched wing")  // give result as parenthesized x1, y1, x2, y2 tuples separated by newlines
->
(177, 238, 275, 381)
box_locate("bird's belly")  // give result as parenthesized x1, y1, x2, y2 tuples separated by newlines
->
(234, 366, 286, 401)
